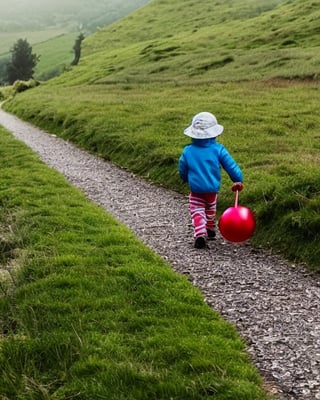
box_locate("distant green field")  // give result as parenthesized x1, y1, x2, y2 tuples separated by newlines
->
(0, 32, 78, 81)
(33, 33, 78, 80)
(0, 29, 76, 81)
(0, 28, 69, 57)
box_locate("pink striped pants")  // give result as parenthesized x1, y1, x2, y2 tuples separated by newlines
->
(189, 192, 218, 238)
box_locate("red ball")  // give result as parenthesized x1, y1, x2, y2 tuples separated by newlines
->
(218, 206, 256, 243)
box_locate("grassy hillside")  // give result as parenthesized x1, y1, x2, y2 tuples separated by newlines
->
(52, 0, 320, 85)
(3, 0, 320, 271)
(33, 33, 78, 80)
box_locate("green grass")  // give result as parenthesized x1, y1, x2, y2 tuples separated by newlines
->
(0, 127, 271, 399)
(0, 29, 70, 57)
(2, 0, 320, 84)
(33, 33, 78, 80)
(0, 0, 151, 83)
(4, 78, 320, 270)
(0, 31, 77, 82)
(2, 0, 320, 269)
(54, 0, 320, 84)
(1, 0, 319, 397)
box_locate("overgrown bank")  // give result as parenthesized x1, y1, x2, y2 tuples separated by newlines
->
(3, 79, 320, 271)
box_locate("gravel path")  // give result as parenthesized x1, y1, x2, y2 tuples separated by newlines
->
(1, 108, 320, 400)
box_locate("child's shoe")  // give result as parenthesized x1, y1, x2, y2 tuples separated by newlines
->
(194, 235, 206, 249)
(207, 229, 216, 240)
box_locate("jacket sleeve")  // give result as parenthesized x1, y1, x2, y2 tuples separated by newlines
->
(219, 146, 243, 183)
(178, 152, 188, 182)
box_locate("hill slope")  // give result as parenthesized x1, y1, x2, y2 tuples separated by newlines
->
(0, 0, 151, 82)
(52, 0, 320, 85)
(3, 0, 320, 270)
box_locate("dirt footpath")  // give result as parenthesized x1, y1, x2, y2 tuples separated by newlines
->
(1, 108, 320, 400)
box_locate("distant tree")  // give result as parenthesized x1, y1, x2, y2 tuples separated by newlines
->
(71, 33, 85, 66)
(7, 38, 39, 84)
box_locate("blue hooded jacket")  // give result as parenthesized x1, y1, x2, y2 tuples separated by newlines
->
(178, 138, 243, 193)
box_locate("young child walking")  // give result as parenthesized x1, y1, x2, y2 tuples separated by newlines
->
(178, 112, 243, 248)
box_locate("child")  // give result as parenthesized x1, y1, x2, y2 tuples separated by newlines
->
(178, 112, 243, 248)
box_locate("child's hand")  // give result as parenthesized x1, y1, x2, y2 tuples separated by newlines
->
(232, 182, 243, 192)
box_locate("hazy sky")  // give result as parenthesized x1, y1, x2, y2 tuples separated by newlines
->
(0, 0, 149, 32)
(0, 0, 136, 13)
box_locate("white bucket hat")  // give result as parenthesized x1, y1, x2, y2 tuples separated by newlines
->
(184, 112, 224, 139)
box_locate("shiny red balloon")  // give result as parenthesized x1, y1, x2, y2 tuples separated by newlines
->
(219, 205, 256, 243)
